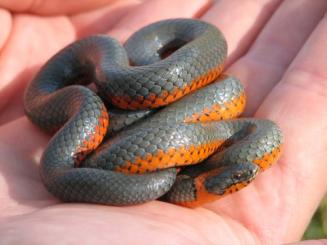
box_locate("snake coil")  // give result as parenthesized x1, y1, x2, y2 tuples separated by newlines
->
(24, 18, 283, 207)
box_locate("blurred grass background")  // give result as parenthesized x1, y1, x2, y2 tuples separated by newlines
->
(303, 195, 327, 239)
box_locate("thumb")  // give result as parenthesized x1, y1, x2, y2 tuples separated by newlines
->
(0, 0, 117, 15)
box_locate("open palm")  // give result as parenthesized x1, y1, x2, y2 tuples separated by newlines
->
(1, 0, 327, 244)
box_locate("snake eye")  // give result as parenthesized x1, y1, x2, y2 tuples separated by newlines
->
(232, 171, 246, 183)
(231, 163, 259, 184)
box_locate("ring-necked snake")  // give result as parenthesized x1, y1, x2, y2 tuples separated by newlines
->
(24, 18, 283, 208)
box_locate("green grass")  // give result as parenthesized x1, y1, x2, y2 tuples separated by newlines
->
(303, 196, 327, 239)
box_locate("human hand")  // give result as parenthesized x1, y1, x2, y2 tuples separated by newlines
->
(0, 0, 326, 244)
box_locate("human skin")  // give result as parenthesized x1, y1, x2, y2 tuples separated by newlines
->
(0, 0, 327, 244)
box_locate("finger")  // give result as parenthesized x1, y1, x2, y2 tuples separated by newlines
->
(227, 0, 327, 115)
(288, 240, 327, 245)
(257, 14, 327, 242)
(0, 0, 117, 15)
(107, 0, 211, 42)
(202, 0, 282, 65)
(0, 15, 76, 123)
(0, 8, 11, 50)
(71, 0, 143, 38)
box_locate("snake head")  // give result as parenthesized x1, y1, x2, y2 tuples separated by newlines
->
(204, 162, 259, 196)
